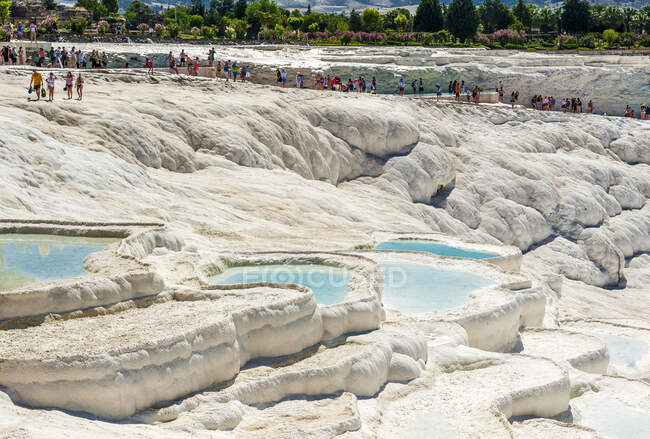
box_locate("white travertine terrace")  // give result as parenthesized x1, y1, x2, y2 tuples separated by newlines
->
(0, 62, 648, 437)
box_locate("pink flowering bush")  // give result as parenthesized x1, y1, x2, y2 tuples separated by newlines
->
(154, 23, 166, 37)
(190, 26, 201, 37)
(137, 23, 149, 36)
(492, 29, 526, 45)
(476, 33, 490, 45)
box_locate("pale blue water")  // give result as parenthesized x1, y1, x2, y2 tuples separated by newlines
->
(208, 264, 351, 305)
(0, 234, 118, 291)
(380, 263, 495, 313)
(579, 398, 650, 439)
(375, 240, 499, 260)
(600, 335, 649, 370)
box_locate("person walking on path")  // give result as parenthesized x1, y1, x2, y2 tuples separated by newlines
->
(46, 72, 56, 102)
(29, 70, 43, 101)
(65, 71, 73, 99)
(75, 73, 84, 100)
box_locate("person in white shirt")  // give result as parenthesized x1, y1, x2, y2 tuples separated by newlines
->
(46, 72, 56, 101)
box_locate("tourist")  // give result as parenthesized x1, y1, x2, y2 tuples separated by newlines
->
(296, 72, 302, 88)
(243, 65, 250, 82)
(208, 48, 215, 67)
(510, 91, 517, 108)
(411, 79, 417, 95)
(625, 105, 631, 117)
(193, 57, 199, 76)
(76, 50, 83, 69)
(186, 56, 192, 75)
(147, 57, 154, 75)
(29, 69, 43, 101)
(232, 62, 239, 81)
(276, 69, 281, 85)
(466, 88, 471, 103)
(179, 50, 186, 67)
(645, 104, 650, 120)
(30, 22, 36, 42)
(169, 52, 178, 74)
(454, 81, 460, 102)
(46, 72, 55, 102)
(436, 84, 441, 101)
(18, 46, 23, 65)
(498, 83, 504, 102)
(588, 100, 593, 114)
(397, 78, 404, 96)
(216, 60, 222, 79)
(224, 61, 230, 81)
(418, 78, 424, 97)
(17, 23, 23, 40)
(65, 71, 73, 99)
(281, 68, 287, 87)
(370, 76, 376, 94)
(75, 73, 84, 100)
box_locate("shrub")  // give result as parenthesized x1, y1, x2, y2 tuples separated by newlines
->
(0, 28, 8, 42)
(66, 18, 87, 35)
(602, 29, 618, 47)
(579, 34, 595, 49)
(39, 16, 57, 34)
(619, 32, 635, 48)
(97, 20, 109, 35)
(201, 26, 214, 39)
(492, 29, 526, 45)
(436, 29, 452, 43)
(640, 33, 650, 47)
(340, 30, 354, 45)
(476, 33, 490, 46)
(137, 23, 149, 36)
(154, 23, 166, 37)
(167, 23, 179, 38)
(190, 26, 201, 37)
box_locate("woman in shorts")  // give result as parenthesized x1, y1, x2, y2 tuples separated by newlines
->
(46, 72, 56, 102)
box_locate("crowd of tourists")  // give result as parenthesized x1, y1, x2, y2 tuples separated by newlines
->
(5, 43, 649, 119)
(528, 95, 593, 113)
(1, 44, 108, 69)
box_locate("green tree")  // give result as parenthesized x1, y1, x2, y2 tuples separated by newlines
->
(394, 14, 409, 32)
(246, 0, 281, 33)
(602, 28, 618, 47)
(190, 0, 205, 17)
(234, 0, 247, 19)
(561, 0, 591, 34)
(42, 0, 57, 10)
(621, 7, 636, 33)
(349, 9, 361, 32)
(479, 0, 511, 33)
(102, 0, 118, 14)
(360, 8, 381, 32)
(511, 0, 531, 29)
(446, 0, 479, 42)
(413, 0, 443, 33)
(0, 0, 10, 22)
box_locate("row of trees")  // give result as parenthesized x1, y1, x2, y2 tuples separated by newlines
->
(3, 0, 650, 46)
(412, 0, 650, 42)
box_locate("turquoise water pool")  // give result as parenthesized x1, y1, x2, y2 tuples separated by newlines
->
(380, 263, 495, 313)
(375, 240, 499, 260)
(579, 398, 650, 439)
(0, 234, 119, 291)
(600, 335, 649, 370)
(208, 264, 352, 305)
